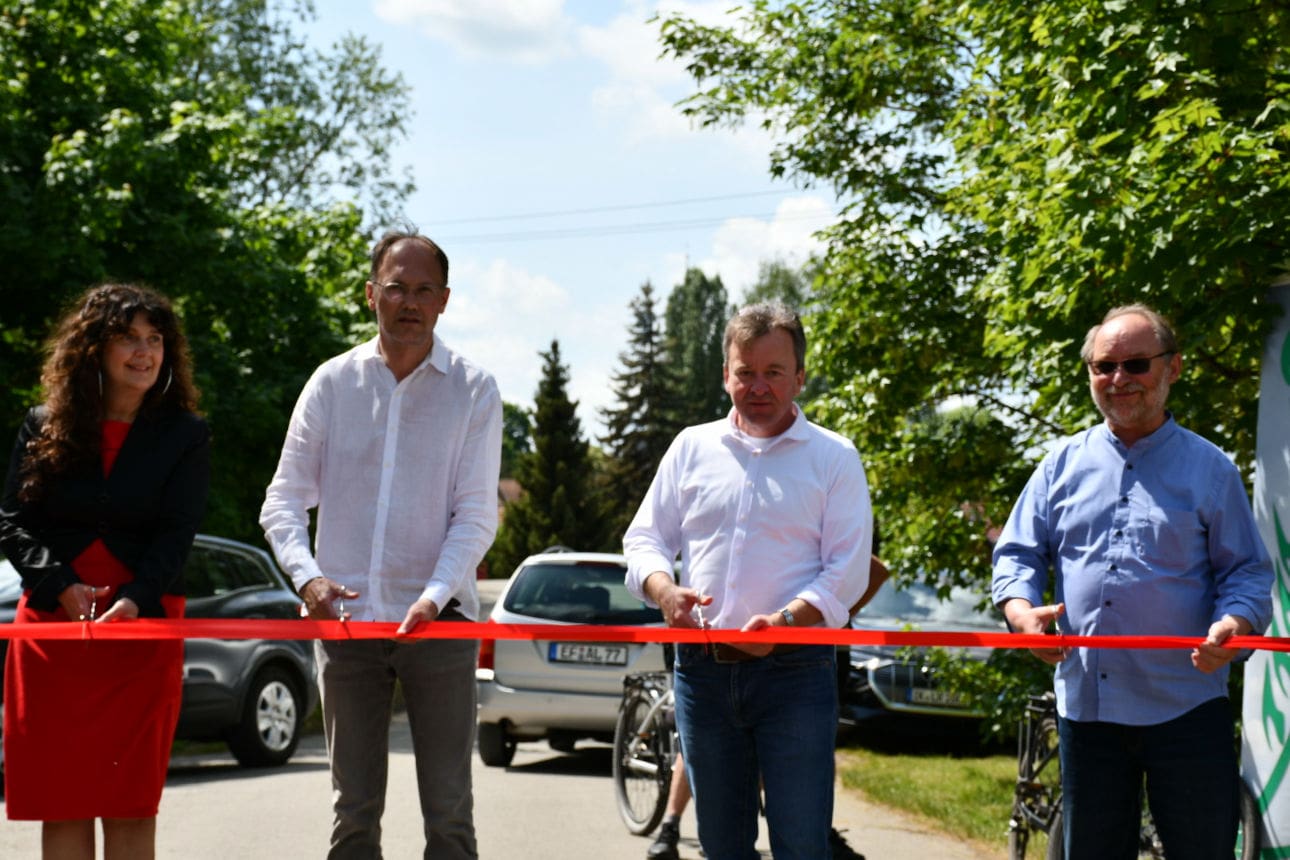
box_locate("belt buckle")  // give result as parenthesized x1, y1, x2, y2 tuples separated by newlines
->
(711, 643, 747, 664)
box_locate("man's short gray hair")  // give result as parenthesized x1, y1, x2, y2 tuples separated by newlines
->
(723, 302, 806, 372)
(1080, 303, 1178, 363)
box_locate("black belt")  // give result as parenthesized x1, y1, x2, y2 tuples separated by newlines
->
(709, 642, 803, 664)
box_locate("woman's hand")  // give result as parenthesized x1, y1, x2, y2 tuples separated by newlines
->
(96, 596, 139, 623)
(57, 583, 110, 621)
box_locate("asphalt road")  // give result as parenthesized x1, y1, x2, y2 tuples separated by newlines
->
(0, 579, 1005, 859)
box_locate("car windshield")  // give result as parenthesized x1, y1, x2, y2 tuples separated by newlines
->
(855, 579, 1002, 628)
(503, 561, 662, 625)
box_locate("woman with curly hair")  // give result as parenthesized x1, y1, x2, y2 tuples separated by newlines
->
(0, 283, 209, 859)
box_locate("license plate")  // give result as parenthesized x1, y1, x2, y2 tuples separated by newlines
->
(549, 642, 628, 666)
(909, 687, 966, 707)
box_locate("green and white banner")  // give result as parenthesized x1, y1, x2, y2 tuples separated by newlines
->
(1243, 279, 1290, 857)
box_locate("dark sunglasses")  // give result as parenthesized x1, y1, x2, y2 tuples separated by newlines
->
(1088, 351, 1174, 376)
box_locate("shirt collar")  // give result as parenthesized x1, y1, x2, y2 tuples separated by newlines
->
(1096, 411, 1178, 451)
(721, 404, 808, 449)
(355, 334, 448, 377)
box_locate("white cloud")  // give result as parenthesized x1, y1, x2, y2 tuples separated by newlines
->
(576, 1, 773, 155)
(436, 257, 631, 435)
(697, 195, 834, 298)
(373, 0, 573, 62)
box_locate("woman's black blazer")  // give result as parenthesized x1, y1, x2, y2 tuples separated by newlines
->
(0, 405, 210, 618)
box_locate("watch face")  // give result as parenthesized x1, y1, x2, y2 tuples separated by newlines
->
(781, 608, 796, 626)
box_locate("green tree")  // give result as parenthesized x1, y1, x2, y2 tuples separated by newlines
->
(500, 401, 532, 480)
(488, 341, 608, 576)
(663, 267, 731, 424)
(659, 0, 1289, 591)
(600, 282, 682, 541)
(0, 0, 412, 542)
(742, 259, 816, 311)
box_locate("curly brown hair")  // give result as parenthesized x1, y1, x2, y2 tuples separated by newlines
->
(20, 283, 201, 501)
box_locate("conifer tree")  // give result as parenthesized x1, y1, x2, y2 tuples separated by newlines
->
(599, 282, 682, 541)
(663, 268, 731, 425)
(488, 341, 607, 576)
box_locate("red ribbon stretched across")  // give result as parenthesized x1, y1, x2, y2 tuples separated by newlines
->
(1, 618, 1288, 652)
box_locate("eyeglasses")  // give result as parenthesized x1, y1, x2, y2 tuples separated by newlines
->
(1087, 351, 1174, 376)
(374, 281, 443, 302)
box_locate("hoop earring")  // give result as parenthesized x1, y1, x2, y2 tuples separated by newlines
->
(161, 367, 173, 396)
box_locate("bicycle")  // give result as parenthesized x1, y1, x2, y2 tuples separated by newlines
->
(1008, 692, 1261, 860)
(613, 670, 679, 835)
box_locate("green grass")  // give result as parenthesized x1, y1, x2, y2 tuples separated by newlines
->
(836, 738, 1053, 858)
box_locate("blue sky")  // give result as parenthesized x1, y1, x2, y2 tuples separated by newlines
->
(308, 0, 835, 436)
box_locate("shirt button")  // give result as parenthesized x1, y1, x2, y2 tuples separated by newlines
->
(1115, 530, 1122, 537)
(1127, 464, 1134, 470)
(1100, 673, 1108, 680)
(1105, 600, 1112, 607)
(1110, 564, 1117, 571)
(1120, 496, 1128, 503)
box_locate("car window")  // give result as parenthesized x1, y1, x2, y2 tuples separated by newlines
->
(184, 545, 274, 599)
(504, 562, 662, 625)
(856, 579, 1001, 627)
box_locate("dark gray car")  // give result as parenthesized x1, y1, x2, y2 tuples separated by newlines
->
(0, 534, 318, 775)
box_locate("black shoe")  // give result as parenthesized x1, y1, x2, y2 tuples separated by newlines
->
(647, 818, 681, 860)
(829, 827, 865, 860)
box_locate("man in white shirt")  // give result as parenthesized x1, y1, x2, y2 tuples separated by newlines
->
(260, 230, 502, 860)
(624, 302, 872, 860)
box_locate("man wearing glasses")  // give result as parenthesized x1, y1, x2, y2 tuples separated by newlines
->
(261, 230, 502, 859)
(992, 304, 1272, 859)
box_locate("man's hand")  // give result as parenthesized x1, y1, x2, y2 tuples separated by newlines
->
(736, 613, 785, 658)
(1003, 599, 1070, 665)
(301, 576, 360, 621)
(396, 597, 440, 636)
(1192, 614, 1251, 674)
(644, 571, 711, 629)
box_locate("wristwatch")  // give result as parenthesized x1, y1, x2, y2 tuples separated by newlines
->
(779, 607, 797, 627)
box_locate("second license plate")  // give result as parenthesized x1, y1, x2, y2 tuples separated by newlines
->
(549, 642, 628, 666)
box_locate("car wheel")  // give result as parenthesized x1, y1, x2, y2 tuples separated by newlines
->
(478, 721, 516, 767)
(226, 665, 303, 768)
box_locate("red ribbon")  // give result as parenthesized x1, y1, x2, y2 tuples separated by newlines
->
(2, 618, 1288, 652)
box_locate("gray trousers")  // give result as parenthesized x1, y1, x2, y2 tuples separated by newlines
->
(316, 637, 479, 860)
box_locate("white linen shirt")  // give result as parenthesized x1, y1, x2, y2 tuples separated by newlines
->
(260, 334, 502, 622)
(624, 408, 872, 630)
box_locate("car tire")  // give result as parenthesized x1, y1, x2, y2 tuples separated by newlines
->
(226, 664, 304, 768)
(478, 721, 516, 767)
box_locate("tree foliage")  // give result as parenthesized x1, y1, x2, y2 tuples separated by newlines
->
(600, 282, 682, 542)
(663, 267, 731, 424)
(500, 401, 532, 480)
(0, 0, 412, 543)
(659, 0, 1290, 591)
(489, 341, 609, 576)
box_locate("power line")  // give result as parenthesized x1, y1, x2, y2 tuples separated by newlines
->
(435, 208, 835, 245)
(423, 190, 800, 227)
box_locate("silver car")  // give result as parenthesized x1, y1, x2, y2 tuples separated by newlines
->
(476, 550, 666, 767)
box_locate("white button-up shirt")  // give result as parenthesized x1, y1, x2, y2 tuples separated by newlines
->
(624, 408, 872, 629)
(260, 335, 502, 622)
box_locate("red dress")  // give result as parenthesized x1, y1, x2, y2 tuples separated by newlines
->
(3, 420, 185, 820)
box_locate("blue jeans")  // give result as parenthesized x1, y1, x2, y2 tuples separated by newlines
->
(673, 644, 838, 860)
(1058, 696, 1239, 860)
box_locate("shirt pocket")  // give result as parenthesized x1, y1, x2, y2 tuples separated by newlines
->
(1140, 503, 1206, 570)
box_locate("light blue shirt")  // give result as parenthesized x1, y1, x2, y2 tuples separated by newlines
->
(992, 416, 1273, 725)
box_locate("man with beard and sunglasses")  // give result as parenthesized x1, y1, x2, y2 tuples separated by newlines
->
(261, 229, 502, 859)
(991, 304, 1272, 860)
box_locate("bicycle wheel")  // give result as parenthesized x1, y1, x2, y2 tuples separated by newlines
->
(1010, 701, 1061, 860)
(1237, 777, 1261, 860)
(613, 689, 671, 835)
